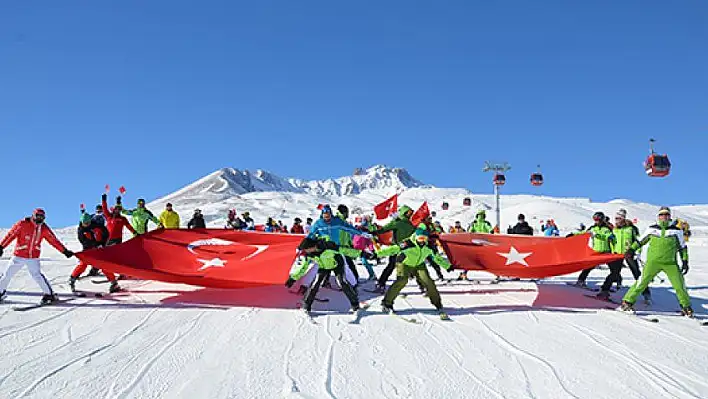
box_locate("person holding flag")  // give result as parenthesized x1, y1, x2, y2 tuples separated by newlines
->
(374, 224, 454, 320)
(457, 209, 494, 280)
(0, 209, 74, 304)
(371, 205, 416, 292)
(69, 213, 123, 293)
(101, 194, 136, 245)
(122, 197, 162, 235)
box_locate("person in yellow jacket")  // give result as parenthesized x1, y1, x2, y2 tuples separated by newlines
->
(158, 203, 181, 229)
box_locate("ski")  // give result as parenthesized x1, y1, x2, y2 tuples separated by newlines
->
(612, 309, 659, 323)
(12, 298, 75, 312)
(438, 311, 451, 321)
(391, 312, 419, 323)
(362, 288, 385, 294)
(91, 279, 112, 284)
(72, 291, 104, 298)
(289, 291, 329, 302)
(349, 303, 372, 325)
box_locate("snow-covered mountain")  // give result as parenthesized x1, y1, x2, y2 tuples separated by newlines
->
(141, 164, 708, 233)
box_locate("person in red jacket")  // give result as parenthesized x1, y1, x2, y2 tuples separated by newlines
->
(0, 209, 74, 304)
(102, 194, 136, 245)
(290, 218, 305, 234)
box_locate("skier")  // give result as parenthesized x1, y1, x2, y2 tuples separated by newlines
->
(355, 215, 377, 280)
(264, 218, 277, 232)
(285, 236, 365, 314)
(573, 211, 615, 287)
(158, 203, 181, 229)
(335, 204, 360, 282)
(242, 212, 255, 230)
(102, 194, 136, 245)
(621, 207, 693, 317)
(594, 209, 641, 300)
(225, 209, 246, 230)
(375, 224, 454, 319)
(187, 209, 206, 229)
(543, 220, 559, 236)
(448, 221, 465, 233)
(458, 210, 493, 280)
(421, 214, 446, 281)
(304, 218, 314, 234)
(0, 209, 75, 304)
(508, 214, 534, 235)
(290, 218, 305, 234)
(371, 205, 416, 292)
(122, 198, 162, 235)
(83, 204, 106, 225)
(69, 213, 122, 293)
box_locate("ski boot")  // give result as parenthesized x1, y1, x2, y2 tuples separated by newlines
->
(0, 290, 6, 302)
(681, 306, 694, 318)
(595, 290, 611, 301)
(381, 304, 394, 314)
(69, 276, 77, 292)
(456, 271, 467, 281)
(372, 284, 386, 294)
(438, 310, 450, 321)
(619, 300, 635, 313)
(109, 282, 122, 293)
(40, 294, 59, 305)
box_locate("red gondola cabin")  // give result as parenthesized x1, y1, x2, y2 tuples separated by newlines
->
(530, 172, 543, 186)
(493, 173, 506, 186)
(645, 154, 670, 177)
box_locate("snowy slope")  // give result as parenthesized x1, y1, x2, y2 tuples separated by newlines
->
(2, 166, 708, 398)
(0, 232, 707, 398)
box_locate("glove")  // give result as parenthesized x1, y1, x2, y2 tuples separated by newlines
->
(285, 277, 296, 288)
(681, 260, 689, 275)
(0, 246, 3, 257)
(63, 249, 75, 258)
(116, 195, 122, 204)
(101, 193, 107, 202)
(565, 233, 574, 238)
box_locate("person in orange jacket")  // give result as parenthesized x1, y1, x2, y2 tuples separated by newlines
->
(0, 209, 74, 304)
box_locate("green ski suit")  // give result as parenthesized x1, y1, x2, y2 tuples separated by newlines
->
(122, 207, 160, 235)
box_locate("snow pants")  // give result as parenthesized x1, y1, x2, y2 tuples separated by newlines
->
(71, 261, 116, 282)
(0, 256, 53, 295)
(377, 256, 398, 287)
(360, 257, 376, 279)
(303, 255, 359, 311)
(623, 261, 690, 308)
(599, 259, 624, 293)
(382, 263, 442, 310)
(344, 255, 360, 281)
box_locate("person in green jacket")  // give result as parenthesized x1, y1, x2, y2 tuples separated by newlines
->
(376, 224, 453, 320)
(621, 207, 693, 317)
(610, 209, 650, 300)
(335, 204, 360, 282)
(572, 211, 615, 287)
(285, 236, 365, 313)
(458, 209, 493, 280)
(121, 197, 162, 235)
(372, 205, 415, 292)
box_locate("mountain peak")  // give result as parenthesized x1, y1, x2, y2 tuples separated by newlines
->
(290, 165, 425, 196)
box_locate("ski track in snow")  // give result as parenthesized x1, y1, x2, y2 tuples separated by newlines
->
(398, 295, 505, 399)
(16, 308, 158, 397)
(110, 312, 206, 399)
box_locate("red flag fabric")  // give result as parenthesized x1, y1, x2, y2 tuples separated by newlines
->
(439, 233, 623, 279)
(374, 194, 398, 220)
(119, 186, 127, 195)
(104, 184, 110, 193)
(409, 202, 430, 227)
(75, 229, 303, 289)
(375, 231, 394, 245)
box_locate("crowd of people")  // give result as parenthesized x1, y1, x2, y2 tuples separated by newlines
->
(0, 194, 696, 318)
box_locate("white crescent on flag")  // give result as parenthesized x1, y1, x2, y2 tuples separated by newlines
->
(187, 238, 270, 261)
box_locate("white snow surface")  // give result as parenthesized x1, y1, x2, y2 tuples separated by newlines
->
(1, 165, 708, 398)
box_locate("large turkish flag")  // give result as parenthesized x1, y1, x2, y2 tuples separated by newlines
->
(76, 229, 303, 288)
(439, 233, 623, 279)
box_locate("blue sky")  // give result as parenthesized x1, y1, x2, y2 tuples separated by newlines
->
(1, 1, 706, 227)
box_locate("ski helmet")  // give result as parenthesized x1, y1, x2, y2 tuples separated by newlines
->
(80, 213, 92, 225)
(592, 211, 605, 221)
(337, 204, 349, 218)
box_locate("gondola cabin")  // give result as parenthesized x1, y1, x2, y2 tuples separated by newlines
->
(644, 154, 671, 177)
(530, 172, 543, 186)
(441, 202, 449, 210)
(493, 173, 506, 186)
(463, 198, 471, 206)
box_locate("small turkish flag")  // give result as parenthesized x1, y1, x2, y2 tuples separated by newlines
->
(409, 201, 430, 227)
(105, 184, 110, 193)
(374, 194, 398, 220)
(119, 186, 127, 195)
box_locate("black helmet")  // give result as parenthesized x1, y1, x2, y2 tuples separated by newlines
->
(518, 213, 525, 220)
(337, 204, 349, 218)
(592, 211, 605, 221)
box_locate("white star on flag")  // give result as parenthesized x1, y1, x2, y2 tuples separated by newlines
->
(197, 257, 228, 271)
(497, 246, 532, 267)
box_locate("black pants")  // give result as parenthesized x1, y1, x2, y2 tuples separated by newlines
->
(344, 256, 360, 281)
(428, 259, 444, 280)
(600, 259, 624, 292)
(303, 255, 359, 311)
(377, 255, 398, 287)
(577, 266, 593, 283)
